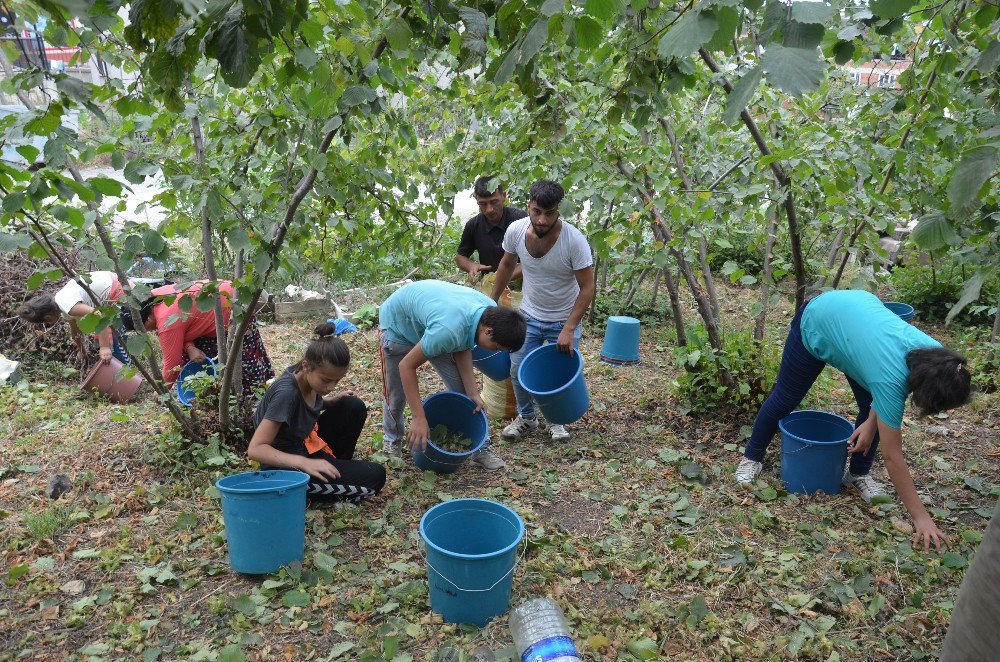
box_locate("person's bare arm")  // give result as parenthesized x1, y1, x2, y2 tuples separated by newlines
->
(454, 349, 485, 413)
(248, 419, 340, 482)
(556, 266, 596, 353)
(399, 343, 431, 451)
(491, 252, 518, 302)
(877, 414, 948, 553)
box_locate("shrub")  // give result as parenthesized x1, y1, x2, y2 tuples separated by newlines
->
(673, 327, 781, 418)
(889, 263, 999, 325)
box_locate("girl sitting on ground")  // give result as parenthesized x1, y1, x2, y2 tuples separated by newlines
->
(248, 323, 386, 504)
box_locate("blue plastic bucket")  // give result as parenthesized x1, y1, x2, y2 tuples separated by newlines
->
(420, 499, 524, 626)
(215, 470, 310, 574)
(472, 344, 512, 381)
(411, 392, 488, 474)
(176, 357, 217, 406)
(779, 410, 854, 495)
(884, 301, 915, 323)
(517, 345, 589, 425)
(600, 315, 641, 365)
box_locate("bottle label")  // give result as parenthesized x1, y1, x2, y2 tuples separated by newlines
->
(521, 635, 579, 662)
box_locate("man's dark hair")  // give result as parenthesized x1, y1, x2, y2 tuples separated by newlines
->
(17, 294, 59, 323)
(481, 307, 526, 351)
(907, 347, 972, 415)
(474, 176, 504, 198)
(528, 179, 564, 209)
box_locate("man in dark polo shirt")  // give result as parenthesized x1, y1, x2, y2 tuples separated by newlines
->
(456, 176, 527, 285)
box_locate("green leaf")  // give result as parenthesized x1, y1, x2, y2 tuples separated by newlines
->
(540, 0, 565, 17)
(0, 232, 32, 253)
(143, 229, 167, 256)
(124, 159, 159, 184)
(946, 271, 986, 325)
(940, 551, 967, 569)
(217, 644, 245, 662)
(833, 40, 855, 65)
(282, 590, 311, 607)
(705, 6, 739, 52)
(947, 146, 997, 213)
(231, 595, 257, 616)
(911, 213, 959, 250)
(385, 18, 413, 51)
(313, 551, 338, 572)
(55, 76, 94, 104)
(585, 0, 618, 20)
(626, 637, 659, 660)
(294, 47, 318, 69)
(16, 144, 40, 162)
(658, 10, 718, 59)
(328, 641, 354, 659)
(89, 177, 123, 197)
(520, 18, 549, 63)
(790, 2, 836, 25)
(723, 67, 761, 124)
(207, 11, 261, 87)
(870, 0, 915, 20)
(125, 334, 149, 357)
(782, 21, 825, 49)
(759, 44, 826, 96)
(340, 85, 377, 107)
(1, 192, 26, 213)
(574, 16, 604, 49)
(494, 46, 519, 84)
(976, 39, 1000, 73)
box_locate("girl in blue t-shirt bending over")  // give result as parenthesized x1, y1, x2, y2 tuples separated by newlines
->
(249, 323, 385, 504)
(735, 290, 971, 553)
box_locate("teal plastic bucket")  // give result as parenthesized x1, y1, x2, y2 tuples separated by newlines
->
(420, 499, 524, 626)
(517, 345, 589, 424)
(472, 344, 512, 381)
(411, 392, 488, 474)
(600, 315, 641, 365)
(177, 357, 217, 406)
(216, 470, 309, 574)
(779, 410, 853, 495)
(884, 301, 915, 323)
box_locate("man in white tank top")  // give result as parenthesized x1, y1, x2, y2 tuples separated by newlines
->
(490, 179, 595, 442)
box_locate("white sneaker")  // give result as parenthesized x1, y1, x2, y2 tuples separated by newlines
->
(843, 470, 887, 503)
(470, 446, 505, 471)
(382, 439, 402, 456)
(735, 457, 763, 484)
(549, 424, 570, 441)
(501, 416, 539, 440)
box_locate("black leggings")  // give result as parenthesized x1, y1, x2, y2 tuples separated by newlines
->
(266, 396, 386, 504)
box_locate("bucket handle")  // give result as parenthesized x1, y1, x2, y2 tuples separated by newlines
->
(422, 536, 528, 593)
(781, 440, 848, 456)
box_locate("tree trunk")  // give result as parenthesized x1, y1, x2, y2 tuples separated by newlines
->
(662, 266, 687, 347)
(659, 116, 721, 320)
(218, 7, 413, 410)
(992, 294, 1000, 344)
(754, 197, 779, 341)
(187, 77, 231, 434)
(698, 48, 806, 309)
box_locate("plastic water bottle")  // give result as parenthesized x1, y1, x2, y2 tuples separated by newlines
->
(508, 598, 582, 662)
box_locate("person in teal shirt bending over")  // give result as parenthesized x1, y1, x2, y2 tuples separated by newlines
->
(735, 290, 972, 553)
(378, 279, 526, 471)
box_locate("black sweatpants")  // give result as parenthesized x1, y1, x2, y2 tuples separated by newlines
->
(268, 396, 386, 504)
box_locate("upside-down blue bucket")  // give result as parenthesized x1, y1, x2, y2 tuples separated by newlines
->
(420, 499, 524, 626)
(411, 392, 488, 474)
(176, 357, 217, 406)
(517, 345, 589, 424)
(884, 301, 915, 323)
(779, 410, 854, 495)
(215, 470, 309, 574)
(600, 315, 641, 365)
(472, 344, 512, 381)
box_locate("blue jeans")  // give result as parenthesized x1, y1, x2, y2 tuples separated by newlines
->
(509, 314, 582, 421)
(744, 302, 880, 476)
